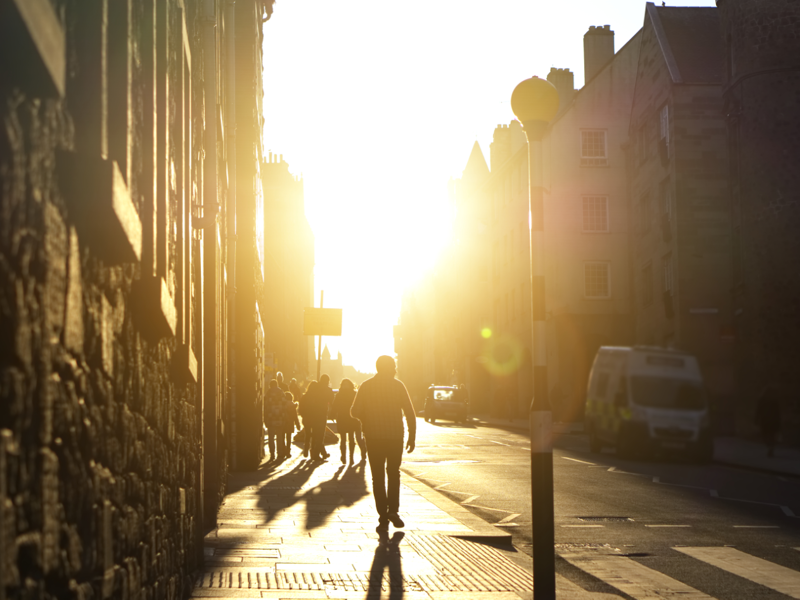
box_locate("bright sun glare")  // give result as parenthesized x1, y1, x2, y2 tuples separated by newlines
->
(262, 0, 718, 374)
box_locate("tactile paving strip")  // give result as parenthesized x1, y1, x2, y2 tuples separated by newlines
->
(196, 534, 531, 593)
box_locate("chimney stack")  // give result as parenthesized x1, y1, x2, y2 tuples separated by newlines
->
(490, 124, 511, 171)
(583, 25, 614, 84)
(547, 68, 575, 115)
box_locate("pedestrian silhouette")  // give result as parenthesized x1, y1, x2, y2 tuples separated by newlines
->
(331, 378, 367, 464)
(351, 355, 416, 533)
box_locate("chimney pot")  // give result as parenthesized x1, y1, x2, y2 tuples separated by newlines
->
(584, 25, 615, 84)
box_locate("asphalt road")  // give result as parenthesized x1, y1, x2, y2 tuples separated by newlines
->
(402, 418, 800, 599)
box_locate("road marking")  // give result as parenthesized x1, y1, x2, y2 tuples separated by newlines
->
(675, 547, 800, 598)
(608, 466, 649, 477)
(487, 440, 511, 446)
(559, 552, 714, 599)
(645, 525, 691, 528)
(562, 456, 595, 465)
(498, 513, 521, 524)
(561, 525, 605, 528)
(461, 504, 519, 518)
(433, 483, 451, 490)
(653, 476, 712, 492)
(461, 495, 479, 504)
(733, 525, 779, 529)
(782, 506, 796, 517)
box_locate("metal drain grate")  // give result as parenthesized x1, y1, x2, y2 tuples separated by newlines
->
(577, 516, 632, 522)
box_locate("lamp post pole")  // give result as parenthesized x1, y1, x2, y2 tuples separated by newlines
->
(511, 76, 559, 600)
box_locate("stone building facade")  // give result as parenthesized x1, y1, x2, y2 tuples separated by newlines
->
(628, 4, 734, 428)
(418, 24, 640, 419)
(261, 154, 314, 385)
(717, 0, 800, 441)
(0, 0, 274, 597)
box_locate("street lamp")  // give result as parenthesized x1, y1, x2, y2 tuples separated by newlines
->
(510, 76, 559, 600)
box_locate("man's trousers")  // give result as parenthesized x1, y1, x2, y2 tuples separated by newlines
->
(364, 436, 403, 517)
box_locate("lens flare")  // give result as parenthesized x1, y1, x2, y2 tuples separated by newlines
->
(481, 328, 492, 339)
(481, 333, 524, 377)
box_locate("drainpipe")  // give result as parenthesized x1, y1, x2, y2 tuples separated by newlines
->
(226, 0, 238, 470)
(200, 0, 218, 529)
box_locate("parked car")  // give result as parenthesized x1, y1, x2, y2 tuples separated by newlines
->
(584, 346, 713, 461)
(424, 386, 469, 424)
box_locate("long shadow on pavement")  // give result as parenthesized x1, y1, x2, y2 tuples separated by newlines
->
(367, 531, 405, 599)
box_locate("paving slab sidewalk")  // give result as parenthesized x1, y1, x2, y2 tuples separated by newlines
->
(193, 450, 618, 600)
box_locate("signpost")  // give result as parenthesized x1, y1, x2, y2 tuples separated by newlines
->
(303, 291, 342, 380)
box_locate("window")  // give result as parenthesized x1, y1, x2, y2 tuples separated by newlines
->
(642, 262, 654, 307)
(581, 130, 608, 166)
(582, 196, 609, 232)
(637, 124, 647, 164)
(660, 179, 673, 221)
(596, 373, 609, 397)
(585, 262, 610, 298)
(660, 104, 670, 153)
(662, 253, 674, 293)
(639, 194, 651, 234)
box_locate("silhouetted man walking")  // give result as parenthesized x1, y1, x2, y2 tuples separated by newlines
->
(351, 355, 416, 533)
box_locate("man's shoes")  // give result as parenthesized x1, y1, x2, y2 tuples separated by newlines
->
(376, 518, 389, 533)
(388, 513, 405, 528)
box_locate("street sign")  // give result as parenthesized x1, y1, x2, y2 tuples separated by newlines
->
(303, 308, 342, 336)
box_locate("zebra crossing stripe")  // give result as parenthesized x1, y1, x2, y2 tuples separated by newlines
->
(559, 553, 714, 599)
(675, 547, 800, 599)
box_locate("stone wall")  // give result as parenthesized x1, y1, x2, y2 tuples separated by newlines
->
(718, 0, 800, 439)
(0, 0, 229, 597)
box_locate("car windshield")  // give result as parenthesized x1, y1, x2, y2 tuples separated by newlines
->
(433, 390, 455, 401)
(630, 376, 706, 410)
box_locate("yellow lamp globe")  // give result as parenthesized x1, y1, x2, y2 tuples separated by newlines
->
(510, 76, 560, 124)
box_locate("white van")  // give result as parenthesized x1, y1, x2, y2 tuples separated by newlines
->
(584, 346, 713, 460)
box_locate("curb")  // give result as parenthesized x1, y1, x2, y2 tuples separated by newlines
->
(400, 468, 514, 544)
(472, 417, 800, 480)
(712, 458, 800, 480)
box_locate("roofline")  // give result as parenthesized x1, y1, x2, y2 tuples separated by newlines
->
(646, 2, 683, 83)
(550, 27, 643, 130)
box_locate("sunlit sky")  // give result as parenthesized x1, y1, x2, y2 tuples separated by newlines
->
(261, 0, 716, 374)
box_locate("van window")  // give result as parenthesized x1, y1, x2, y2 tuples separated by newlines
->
(596, 373, 609, 396)
(645, 355, 685, 367)
(630, 377, 706, 410)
